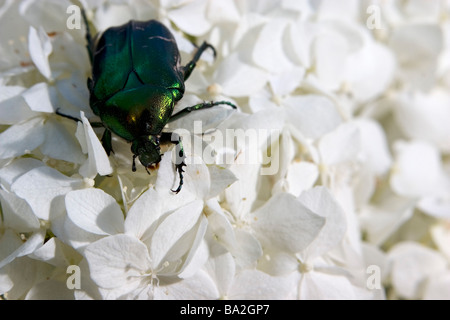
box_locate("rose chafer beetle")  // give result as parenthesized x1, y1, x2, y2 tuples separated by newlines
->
(60, 10, 236, 193)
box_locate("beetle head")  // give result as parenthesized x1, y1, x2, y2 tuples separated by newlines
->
(131, 135, 161, 172)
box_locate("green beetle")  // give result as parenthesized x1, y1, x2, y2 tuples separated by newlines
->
(61, 11, 236, 193)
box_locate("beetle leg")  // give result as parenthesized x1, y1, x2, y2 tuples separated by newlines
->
(169, 100, 237, 123)
(132, 154, 137, 172)
(160, 132, 186, 193)
(101, 129, 114, 156)
(182, 41, 216, 81)
(55, 109, 81, 122)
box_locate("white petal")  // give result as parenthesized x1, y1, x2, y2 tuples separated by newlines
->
(424, 272, 450, 300)
(312, 30, 348, 90)
(252, 19, 294, 73)
(232, 229, 262, 269)
(0, 268, 13, 294)
(21, 82, 56, 113)
(394, 90, 450, 152)
(155, 269, 218, 300)
(55, 75, 91, 113)
(168, 0, 211, 36)
(206, 0, 240, 24)
(0, 229, 45, 269)
(285, 95, 342, 140)
(248, 87, 278, 113)
(206, 165, 237, 199)
(28, 26, 52, 80)
(150, 200, 204, 269)
(40, 118, 85, 164)
(61, 212, 105, 251)
(11, 166, 86, 220)
(269, 67, 306, 97)
(297, 187, 347, 259)
(0, 86, 36, 125)
(318, 122, 360, 165)
(252, 192, 325, 253)
(258, 250, 298, 276)
(360, 196, 415, 246)
(316, 0, 359, 21)
(76, 112, 113, 178)
(229, 269, 295, 300)
(390, 140, 445, 198)
(285, 161, 319, 197)
(29, 237, 79, 268)
(124, 188, 163, 239)
(354, 119, 392, 175)
(0, 117, 45, 159)
(0, 158, 46, 190)
(214, 53, 269, 97)
(0, 190, 39, 231)
(0, 256, 39, 299)
(418, 191, 450, 219)
(388, 242, 447, 299)
(225, 162, 261, 219)
(431, 224, 450, 260)
(299, 272, 366, 300)
(178, 233, 209, 279)
(65, 189, 124, 236)
(389, 24, 442, 90)
(204, 198, 237, 250)
(0, 229, 26, 266)
(25, 279, 74, 300)
(93, 3, 133, 32)
(84, 234, 151, 289)
(343, 41, 395, 103)
(204, 250, 235, 296)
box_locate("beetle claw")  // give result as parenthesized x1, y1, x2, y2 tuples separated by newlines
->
(132, 155, 137, 172)
(171, 160, 186, 194)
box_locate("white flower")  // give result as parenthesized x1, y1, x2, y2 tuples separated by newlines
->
(393, 89, 450, 153)
(431, 223, 450, 261)
(423, 271, 450, 300)
(390, 140, 449, 201)
(200, 249, 296, 300)
(81, 197, 208, 299)
(388, 242, 448, 299)
(25, 237, 82, 300)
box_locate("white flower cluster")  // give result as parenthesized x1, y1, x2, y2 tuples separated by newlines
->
(0, 0, 449, 300)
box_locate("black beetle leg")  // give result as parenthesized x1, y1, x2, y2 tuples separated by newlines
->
(101, 129, 114, 156)
(132, 154, 137, 172)
(183, 41, 216, 81)
(168, 100, 237, 123)
(55, 108, 81, 122)
(160, 132, 186, 193)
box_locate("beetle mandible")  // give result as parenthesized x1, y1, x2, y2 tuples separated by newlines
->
(60, 10, 236, 193)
